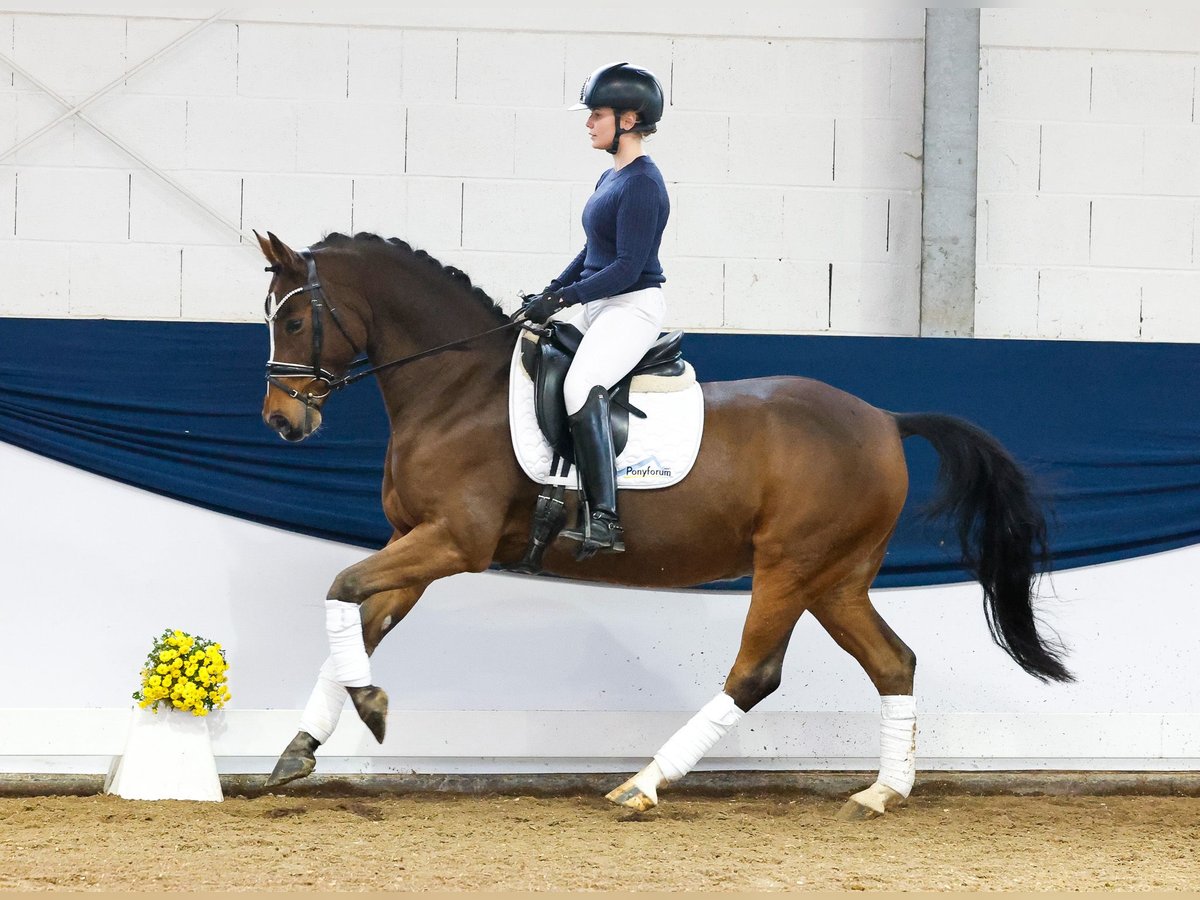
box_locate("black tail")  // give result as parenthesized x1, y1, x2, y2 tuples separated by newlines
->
(895, 412, 1072, 683)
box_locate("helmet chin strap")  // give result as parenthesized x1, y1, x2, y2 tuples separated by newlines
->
(608, 110, 633, 155)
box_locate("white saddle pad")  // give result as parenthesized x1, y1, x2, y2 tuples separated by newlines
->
(508, 337, 704, 490)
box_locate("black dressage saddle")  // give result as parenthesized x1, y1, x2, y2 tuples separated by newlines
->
(520, 320, 686, 465)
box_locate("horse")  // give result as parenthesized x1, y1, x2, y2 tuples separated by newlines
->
(255, 229, 1071, 820)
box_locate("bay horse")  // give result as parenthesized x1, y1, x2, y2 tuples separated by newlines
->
(256, 230, 1071, 820)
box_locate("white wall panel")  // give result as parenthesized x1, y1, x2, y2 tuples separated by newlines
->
(295, 101, 407, 176)
(783, 39, 898, 117)
(0, 167, 13, 238)
(976, 119, 1040, 194)
(727, 114, 833, 187)
(1143, 126, 1200, 197)
(672, 38, 786, 114)
(128, 171, 241, 245)
(973, 265, 1040, 338)
(783, 190, 903, 264)
(12, 91, 74, 166)
(405, 176, 464, 250)
(1089, 54, 1196, 125)
(348, 175, 407, 239)
(660, 257, 725, 330)
(241, 173, 352, 245)
(833, 117, 923, 190)
(455, 31, 564, 108)
(11, 14, 126, 101)
(15, 167, 129, 242)
(980, 48, 1092, 122)
(512, 108, 605, 185)
(1140, 271, 1200, 342)
(345, 27, 403, 102)
(236, 22, 348, 101)
(461, 180, 573, 254)
(406, 106, 516, 178)
(398, 30, 457, 104)
(124, 19, 238, 98)
(673, 185, 784, 259)
(829, 261, 920, 335)
(67, 242, 181, 318)
(184, 97, 297, 172)
(181, 244, 265, 322)
(982, 196, 1091, 267)
(639, 112, 729, 185)
(1090, 197, 1195, 271)
(81, 93, 189, 170)
(0, 239, 69, 316)
(1039, 123, 1144, 195)
(1035, 267, 1144, 341)
(723, 258, 827, 331)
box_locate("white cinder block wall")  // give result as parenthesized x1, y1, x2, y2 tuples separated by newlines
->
(0, 7, 925, 333)
(976, 9, 1200, 341)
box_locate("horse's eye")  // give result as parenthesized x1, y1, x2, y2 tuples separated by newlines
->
(285, 319, 304, 335)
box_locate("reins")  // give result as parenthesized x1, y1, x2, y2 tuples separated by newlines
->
(265, 249, 537, 408)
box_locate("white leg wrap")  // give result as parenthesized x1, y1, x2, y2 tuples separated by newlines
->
(652, 692, 745, 783)
(877, 694, 917, 797)
(324, 599, 371, 688)
(297, 657, 347, 743)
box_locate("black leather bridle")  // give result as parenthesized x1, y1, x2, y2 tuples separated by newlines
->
(264, 249, 528, 410)
(264, 250, 368, 410)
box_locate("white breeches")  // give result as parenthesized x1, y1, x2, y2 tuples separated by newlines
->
(561, 286, 666, 415)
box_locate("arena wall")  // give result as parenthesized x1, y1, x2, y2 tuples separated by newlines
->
(1, 6, 1198, 776)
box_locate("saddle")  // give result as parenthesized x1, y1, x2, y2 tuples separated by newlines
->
(519, 321, 687, 464)
(509, 321, 689, 575)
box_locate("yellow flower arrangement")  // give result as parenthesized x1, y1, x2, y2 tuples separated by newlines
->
(132, 628, 230, 716)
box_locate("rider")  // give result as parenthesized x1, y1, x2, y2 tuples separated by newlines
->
(521, 62, 670, 560)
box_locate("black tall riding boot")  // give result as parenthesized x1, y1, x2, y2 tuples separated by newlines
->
(561, 385, 625, 559)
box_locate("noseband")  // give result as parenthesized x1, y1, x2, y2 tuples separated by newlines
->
(265, 250, 526, 410)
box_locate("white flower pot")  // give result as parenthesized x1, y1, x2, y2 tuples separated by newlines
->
(105, 705, 223, 802)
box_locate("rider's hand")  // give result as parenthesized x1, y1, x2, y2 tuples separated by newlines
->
(522, 291, 567, 324)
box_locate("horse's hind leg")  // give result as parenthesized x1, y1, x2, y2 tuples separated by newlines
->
(809, 593, 917, 821)
(265, 586, 425, 789)
(606, 569, 804, 811)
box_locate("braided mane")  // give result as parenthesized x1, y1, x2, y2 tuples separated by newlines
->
(315, 232, 506, 321)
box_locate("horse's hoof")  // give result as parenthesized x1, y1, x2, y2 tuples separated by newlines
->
(264, 731, 319, 789)
(347, 685, 389, 743)
(835, 782, 905, 822)
(605, 777, 658, 812)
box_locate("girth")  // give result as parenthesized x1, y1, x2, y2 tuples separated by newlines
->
(519, 321, 686, 465)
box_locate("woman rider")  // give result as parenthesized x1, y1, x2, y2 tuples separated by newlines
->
(521, 62, 670, 560)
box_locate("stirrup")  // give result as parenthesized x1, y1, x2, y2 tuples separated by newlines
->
(562, 510, 625, 559)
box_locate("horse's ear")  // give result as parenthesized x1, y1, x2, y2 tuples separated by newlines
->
(258, 230, 305, 277)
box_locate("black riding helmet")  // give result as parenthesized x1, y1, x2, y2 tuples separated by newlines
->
(570, 62, 664, 154)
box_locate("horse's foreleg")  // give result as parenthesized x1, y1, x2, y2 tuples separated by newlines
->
(264, 586, 426, 789)
(810, 596, 917, 821)
(606, 574, 802, 811)
(323, 523, 482, 739)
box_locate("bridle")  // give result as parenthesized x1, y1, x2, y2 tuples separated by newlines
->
(264, 250, 368, 410)
(264, 249, 529, 410)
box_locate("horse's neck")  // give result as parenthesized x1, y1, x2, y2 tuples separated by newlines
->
(364, 277, 511, 423)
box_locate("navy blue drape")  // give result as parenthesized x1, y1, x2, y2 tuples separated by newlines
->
(2, 318, 1197, 588)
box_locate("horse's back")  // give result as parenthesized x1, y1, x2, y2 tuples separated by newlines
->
(694, 374, 909, 529)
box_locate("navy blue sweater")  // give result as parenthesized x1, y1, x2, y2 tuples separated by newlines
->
(551, 156, 670, 304)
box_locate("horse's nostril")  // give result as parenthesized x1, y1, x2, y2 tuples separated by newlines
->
(268, 413, 291, 433)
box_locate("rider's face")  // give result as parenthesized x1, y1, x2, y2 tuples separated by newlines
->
(586, 108, 636, 151)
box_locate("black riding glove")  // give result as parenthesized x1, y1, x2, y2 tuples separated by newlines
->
(522, 290, 568, 324)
